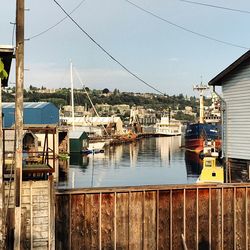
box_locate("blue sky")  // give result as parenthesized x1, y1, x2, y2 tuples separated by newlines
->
(1, 0, 250, 96)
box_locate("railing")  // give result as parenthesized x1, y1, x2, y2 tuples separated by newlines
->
(55, 183, 250, 249)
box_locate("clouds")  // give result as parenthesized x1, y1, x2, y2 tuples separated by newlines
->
(21, 62, 138, 91)
(2, 1, 250, 96)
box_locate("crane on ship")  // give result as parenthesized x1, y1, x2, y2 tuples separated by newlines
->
(129, 107, 142, 133)
(193, 82, 210, 124)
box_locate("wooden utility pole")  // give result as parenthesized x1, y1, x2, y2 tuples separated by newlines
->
(14, 0, 24, 249)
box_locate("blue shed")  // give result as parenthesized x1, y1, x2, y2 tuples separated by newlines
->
(2, 102, 59, 128)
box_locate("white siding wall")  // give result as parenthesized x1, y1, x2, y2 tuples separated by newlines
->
(222, 62, 250, 160)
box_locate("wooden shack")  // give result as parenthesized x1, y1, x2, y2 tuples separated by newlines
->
(3, 126, 57, 180)
(69, 130, 88, 153)
(209, 50, 250, 181)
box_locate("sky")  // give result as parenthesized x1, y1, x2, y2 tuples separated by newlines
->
(1, 0, 250, 96)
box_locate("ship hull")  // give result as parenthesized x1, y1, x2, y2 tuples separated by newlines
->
(185, 123, 221, 153)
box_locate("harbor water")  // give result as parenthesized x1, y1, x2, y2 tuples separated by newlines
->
(57, 136, 202, 189)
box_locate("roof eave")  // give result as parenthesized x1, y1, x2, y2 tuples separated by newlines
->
(208, 49, 250, 86)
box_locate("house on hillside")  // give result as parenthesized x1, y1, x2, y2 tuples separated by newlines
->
(209, 50, 250, 182)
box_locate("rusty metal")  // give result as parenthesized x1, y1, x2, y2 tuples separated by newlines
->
(170, 189, 172, 250)
(114, 192, 117, 250)
(246, 187, 248, 249)
(209, 188, 211, 250)
(183, 189, 186, 243)
(234, 187, 236, 249)
(99, 193, 102, 250)
(156, 190, 159, 250)
(196, 188, 199, 250)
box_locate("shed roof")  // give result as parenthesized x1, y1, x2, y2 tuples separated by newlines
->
(69, 131, 86, 139)
(2, 102, 53, 109)
(209, 50, 250, 86)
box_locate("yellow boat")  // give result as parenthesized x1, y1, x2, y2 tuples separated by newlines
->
(197, 156, 224, 183)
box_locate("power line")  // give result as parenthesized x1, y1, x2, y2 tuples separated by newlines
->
(179, 0, 250, 14)
(26, 0, 86, 41)
(124, 0, 249, 50)
(53, 0, 166, 95)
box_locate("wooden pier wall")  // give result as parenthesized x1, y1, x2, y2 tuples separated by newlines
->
(56, 184, 250, 249)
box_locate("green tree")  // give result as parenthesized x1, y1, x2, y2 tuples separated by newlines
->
(0, 58, 8, 81)
(102, 88, 110, 94)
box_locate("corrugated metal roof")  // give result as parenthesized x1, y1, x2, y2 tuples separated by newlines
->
(209, 50, 250, 86)
(2, 102, 50, 109)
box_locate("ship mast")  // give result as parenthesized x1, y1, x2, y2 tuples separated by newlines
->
(70, 60, 75, 130)
(193, 83, 210, 124)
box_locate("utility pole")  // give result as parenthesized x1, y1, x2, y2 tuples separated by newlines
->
(14, 0, 24, 248)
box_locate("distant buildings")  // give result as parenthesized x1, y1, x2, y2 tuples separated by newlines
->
(61, 116, 124, 135)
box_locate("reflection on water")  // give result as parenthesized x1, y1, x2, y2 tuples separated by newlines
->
(185, 151, 203, 181)
(58, 136, 202, 189)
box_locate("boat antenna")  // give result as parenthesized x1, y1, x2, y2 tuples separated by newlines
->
(193, 80, 210, 123)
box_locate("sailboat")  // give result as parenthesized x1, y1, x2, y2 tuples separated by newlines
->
(68, 61, 107, 154)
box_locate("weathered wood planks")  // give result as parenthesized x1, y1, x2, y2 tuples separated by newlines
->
(5, 179, 54, 249)
(55, 184, 250, 249)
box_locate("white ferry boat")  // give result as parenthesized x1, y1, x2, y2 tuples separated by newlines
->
(155, 117, 182, 136)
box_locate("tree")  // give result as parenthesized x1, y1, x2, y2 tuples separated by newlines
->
(0, 58, 8, 81)
(102, 88, 110, 94)
(113, 88, 120, 96)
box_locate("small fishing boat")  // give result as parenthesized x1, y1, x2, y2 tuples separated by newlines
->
(82, 148, 104, 155)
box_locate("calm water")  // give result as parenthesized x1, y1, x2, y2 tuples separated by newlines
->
(57, 136, 202, 189)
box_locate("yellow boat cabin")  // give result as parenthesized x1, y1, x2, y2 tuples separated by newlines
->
(197, 157, 224, 183)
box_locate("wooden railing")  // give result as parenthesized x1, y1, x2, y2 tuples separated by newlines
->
(55, 184, 250, 249)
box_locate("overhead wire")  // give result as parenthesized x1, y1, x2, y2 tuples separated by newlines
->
(179, 0, 250, 14)
(124, 0, 249, 50)
(26, 0, 86, 41)
(53, 0, 166, 96)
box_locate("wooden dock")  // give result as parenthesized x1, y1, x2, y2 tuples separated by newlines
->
(55, 183, 250, 249)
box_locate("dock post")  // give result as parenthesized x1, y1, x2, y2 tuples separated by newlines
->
(14, 0, 25, 249)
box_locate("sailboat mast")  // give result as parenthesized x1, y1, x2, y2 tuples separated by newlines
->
(70, 60, 75, 130)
